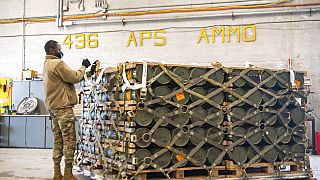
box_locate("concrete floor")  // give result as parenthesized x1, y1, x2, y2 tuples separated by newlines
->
(0, 148, 319, 180)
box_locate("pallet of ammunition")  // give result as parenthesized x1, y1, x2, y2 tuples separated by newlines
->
(76, 62, 312, 179)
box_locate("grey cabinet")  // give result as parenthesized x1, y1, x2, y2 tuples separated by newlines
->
(26, 117, 45, 148)
(45, 117, 53, 148)
(12, 81, 30, 109)
(9, 117, 26, 147)
(0, 116, 10, 147)
(0, 115, 79, 148)
(30, 81, 48, 115)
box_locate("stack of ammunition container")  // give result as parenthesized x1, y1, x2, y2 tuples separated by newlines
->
(77, 62, 311, 179)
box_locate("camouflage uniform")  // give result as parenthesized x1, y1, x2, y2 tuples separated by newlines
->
(50, 107, 76, 165)
(43, 55, 85, 168)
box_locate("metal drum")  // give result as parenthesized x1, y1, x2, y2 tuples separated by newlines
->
(232, 127, 247, 145)
(207, 147, 223, 165)
(263, 89, 277, 106)
(135, 128, 151, 148)
(247, 127, 263, 144)
(209, 69, 224, 84)
(279, 109, 291, 125)
(295, 72, 304, 88)
(154, 66, 171, 85)
(292, 143, 306, 161)
(262, 145, 278, 163)
(105, 130, 118, 140)
(190, 87, 207, 103)
(263, 127, 277, 144)
(172, 88, 190, 105)
(277, 127, 292, 144)
(290, 108, 305, 126)
(83, 110, 90, 120)
(190, 107, 207, 123)
(207, 127, 224, 144)
(153, 128, 172, 147)
(208, 88, 224, 105)
(247, 89, 263, 106)
(135, 110, 154, 126)
(90, 110, 97, 120)
(278, 145, 291, 161)
(232, 146, 247, 164)
(246, 108, 263, 125)
(190, 127, 206, 145)
(228, 88, 245, 106)
(99, 110, 107, 120)
(230, 107, 246, 123)
(230, 69, 246, 87)
(83, 94, 92, 105)
(104, 148, 113, 158)
(134, 149, 152, 165)
(277, 71, 290, 88)
(116, 90, 136, 101)
(247, 70, 260, 84)
(101, 92, 109, 102)
(173, 67, 190, 83)
(191, 68, 207, 85)
(153, 149, 171, 168)
(172, 148, 188, 167)
(261, 71, 277, 88)
(173, 111, 190, 125)
(154, 86, 172, 105)
(292, 126, 306, 144)
(154, 106, 170, 126)
(110, 111, 119, 121)
(263, 111, 277, 125)
(208, 108, 224, 125)
(172, 128, 189, 147)
(134, 65, 154, 83)
(247, 147, 262, 163)
(191, 147, 207, 166)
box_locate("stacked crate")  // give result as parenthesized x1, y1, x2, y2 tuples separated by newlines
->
(76, 62, 311, 179)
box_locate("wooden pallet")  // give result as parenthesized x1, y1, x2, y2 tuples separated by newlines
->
(211, 161, 306, 178)
(128, 161, 307, 180)
(133, 166, 207, 180)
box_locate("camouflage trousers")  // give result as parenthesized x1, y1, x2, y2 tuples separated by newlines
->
(50, 107, 76, 165)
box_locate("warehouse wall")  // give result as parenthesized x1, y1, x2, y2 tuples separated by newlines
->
(0, 0, 320, 128)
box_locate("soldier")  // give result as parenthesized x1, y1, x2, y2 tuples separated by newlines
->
(43, 40, 91, 180)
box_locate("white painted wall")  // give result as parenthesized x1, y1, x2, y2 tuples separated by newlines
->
(1, 0, 320, 128)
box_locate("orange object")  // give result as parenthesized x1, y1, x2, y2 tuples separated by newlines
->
(176, 154, 184, 161)
(176, 92, 186, 101)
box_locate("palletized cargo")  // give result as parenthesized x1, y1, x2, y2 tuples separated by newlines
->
(76, 61, 312, 180)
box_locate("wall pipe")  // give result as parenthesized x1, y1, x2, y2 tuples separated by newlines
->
(105, 0, 270, 12)
(67, 7, 320, 26)
(22, 0, 26, 70)
(1, 2, 320, 24)
(56, 0, 63, 27)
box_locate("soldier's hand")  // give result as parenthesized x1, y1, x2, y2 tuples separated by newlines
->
(90, 60, 99, 74)
(82, 59, 91, 68)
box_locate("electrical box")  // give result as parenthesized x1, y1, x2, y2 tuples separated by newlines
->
(0, 78, 12, 114)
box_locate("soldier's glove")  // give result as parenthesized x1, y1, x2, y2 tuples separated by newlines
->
(82, 59, 91, 68)
(90, 60, 99, 74)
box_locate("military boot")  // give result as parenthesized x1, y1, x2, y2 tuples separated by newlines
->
(53, 166, 63, 180)
(62, 164, 77, 180)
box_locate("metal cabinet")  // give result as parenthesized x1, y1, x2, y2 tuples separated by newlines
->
(30, 81, 48, 115)
(9, 116, 26, 147)
(0, 116, 10, 147)
(26, 117, 45, 148)
(45, 117, 53, 148)
(12, 81, 30, 109)
(0, 115, 80, 148)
